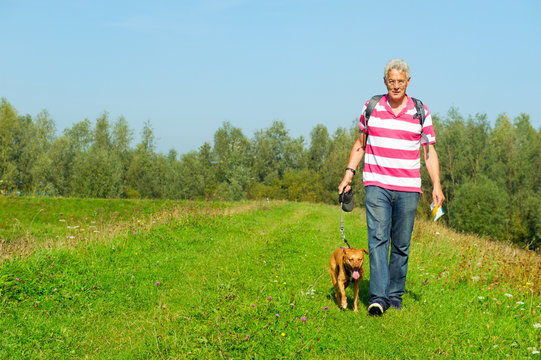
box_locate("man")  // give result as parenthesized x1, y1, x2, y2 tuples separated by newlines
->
(338, 58, 444, 315)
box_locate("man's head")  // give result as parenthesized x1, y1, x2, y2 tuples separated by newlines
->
(383, 58, 411, 104)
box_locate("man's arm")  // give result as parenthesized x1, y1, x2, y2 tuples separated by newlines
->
(338, 132, 367, 194)
(423, 144, 445, 207)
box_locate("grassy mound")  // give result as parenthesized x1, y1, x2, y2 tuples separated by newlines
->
(0, 198, 539, 358)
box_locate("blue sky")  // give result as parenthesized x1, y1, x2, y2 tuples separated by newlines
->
(2, 0, 540, 155)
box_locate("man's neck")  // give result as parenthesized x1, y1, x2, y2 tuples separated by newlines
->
(388, 94, 408, 109)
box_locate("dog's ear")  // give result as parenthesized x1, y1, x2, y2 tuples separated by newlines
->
(361, 248, 368, 255)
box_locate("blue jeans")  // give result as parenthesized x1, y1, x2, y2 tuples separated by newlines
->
(365, 186, 419, 307)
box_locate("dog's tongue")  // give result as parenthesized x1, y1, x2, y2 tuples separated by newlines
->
(352, 270, 360, 280)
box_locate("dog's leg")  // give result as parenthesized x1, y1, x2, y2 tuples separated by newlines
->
(352, 280, 360, 312)
(330, 263, 341, 305)
(338, 279, 348, 309)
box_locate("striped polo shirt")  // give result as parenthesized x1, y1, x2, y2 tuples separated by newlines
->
(359, 94, 436, 193)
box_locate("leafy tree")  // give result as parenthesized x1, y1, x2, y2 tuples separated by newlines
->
(252, 120, 304, 185)
(212, 122, 253, 200)
(449, 177, 509, 239)
(304, 124, 331, 172)
(281, 169, 325, 202)
(319, 125, 358, 204)
(125, 121, 161, 198)
(0, 99, 25, 192)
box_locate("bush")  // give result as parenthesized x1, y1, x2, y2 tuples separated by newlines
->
(449, 178, 509, 239)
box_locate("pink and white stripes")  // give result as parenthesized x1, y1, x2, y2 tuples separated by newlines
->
(359, 94, 436, 193)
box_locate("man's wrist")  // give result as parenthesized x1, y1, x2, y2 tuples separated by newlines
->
(345, 167, 356, 175)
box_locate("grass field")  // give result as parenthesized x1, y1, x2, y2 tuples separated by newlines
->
(0, 197, 540, 359)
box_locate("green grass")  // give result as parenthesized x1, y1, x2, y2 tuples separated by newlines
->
(0, 199, 540, 359)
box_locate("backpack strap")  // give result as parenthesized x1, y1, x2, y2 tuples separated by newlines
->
(365, 95, 431, 159)
(363, 94, 385, 131)
(412, 97, 430, 159)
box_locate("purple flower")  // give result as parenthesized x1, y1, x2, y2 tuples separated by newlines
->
(323, 306, 329, 310)
(301, 317, 307, 322)
(268, 296, 272, 301)
(251, 304, 255, 307)
(15, 278, 19, 282)
(155, 282, 160, 286)
(275, 313, 279, 318)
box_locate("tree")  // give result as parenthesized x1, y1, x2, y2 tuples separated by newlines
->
(319, 124, 358, 204)
(304, 124, 331, 172)
(252, 120, 304, 185)
(449, 177, 509, 239)
(212, 122, 253, 200)
(125, 121, 161, 198)
(0, 99, 23, 193)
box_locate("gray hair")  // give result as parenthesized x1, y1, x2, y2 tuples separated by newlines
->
(384, 58, 410, 80)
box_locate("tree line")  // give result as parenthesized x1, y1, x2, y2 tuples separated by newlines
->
(1, 98, 539, 249)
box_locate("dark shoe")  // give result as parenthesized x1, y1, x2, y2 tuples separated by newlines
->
(368, 301, 385, 316)
(390, 299, 402, 310)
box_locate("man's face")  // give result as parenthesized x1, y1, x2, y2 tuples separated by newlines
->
(384, 69, 410, 103)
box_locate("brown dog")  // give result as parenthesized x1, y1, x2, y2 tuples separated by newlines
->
(329, 246, 368, 312)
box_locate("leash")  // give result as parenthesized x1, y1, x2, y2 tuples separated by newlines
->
(339, 204, 351, 248)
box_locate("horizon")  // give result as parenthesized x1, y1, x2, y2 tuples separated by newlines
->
(2, 0, 540, 155)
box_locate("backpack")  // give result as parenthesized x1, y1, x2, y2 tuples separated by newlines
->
(364, 94, 431, 158)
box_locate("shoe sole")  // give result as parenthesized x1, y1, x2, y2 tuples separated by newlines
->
(368, 303, 383, 316)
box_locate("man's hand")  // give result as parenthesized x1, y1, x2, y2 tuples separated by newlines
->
(432, 185, 445, 208)
(338, 171, 354, 194)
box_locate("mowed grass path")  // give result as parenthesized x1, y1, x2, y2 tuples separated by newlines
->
(0, 199, 540, 359)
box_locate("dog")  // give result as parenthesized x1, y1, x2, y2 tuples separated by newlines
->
(329, 246, 368, 312)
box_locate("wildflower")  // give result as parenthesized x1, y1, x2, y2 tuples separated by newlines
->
(534, 323, 541, 329)
(155, 282, 160, 286)
(15, 278, 19, 282)
(323, 307, 329, 310)
(275, 313, 279, 318)
(504, 293, 513, 298)
(268, 296, 272, 301)
(301, 317, 307, 322)
(251, 304, 255, 307)
(516, 301, 525, 305)
(478, 296, 485, 300)
(246, 335, 250, 339)
(283, 229, 287, 232)
(281, 333, 285, 336)
(162, 305, 166, 310)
